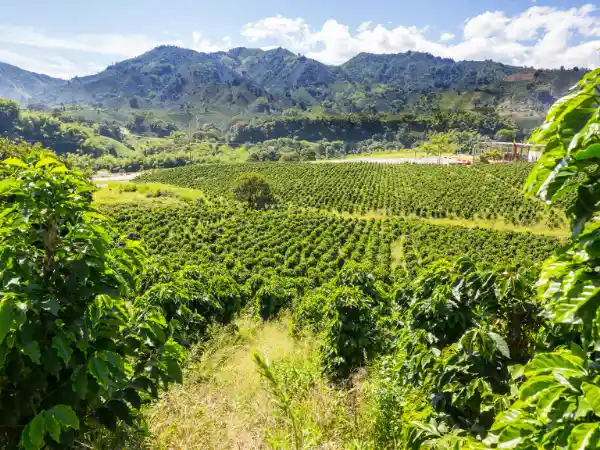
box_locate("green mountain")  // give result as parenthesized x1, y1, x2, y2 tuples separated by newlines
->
(0, 46, 585, 129)
(0, 62, 65, 103)
(40, 46, 272, 111)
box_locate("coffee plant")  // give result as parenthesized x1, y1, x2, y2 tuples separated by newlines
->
(0, 150, 185, 449)
(484, 67, 600, 449)
(105, 204, 559, 287)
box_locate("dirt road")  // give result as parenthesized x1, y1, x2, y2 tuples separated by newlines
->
(92, 172, 140, 187)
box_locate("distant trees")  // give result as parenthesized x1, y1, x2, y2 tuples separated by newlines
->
(495, 128, 516, 142)
(421, 131, 459, 156)
(126, 111, 178, 137)
(234, 173, 276, 210)
(0, 99, 19, 135)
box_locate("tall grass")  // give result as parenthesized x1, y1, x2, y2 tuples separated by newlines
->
(144, 317, 372, 449)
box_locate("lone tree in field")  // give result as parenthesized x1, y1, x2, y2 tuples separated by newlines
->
(234, 172, 276, 210)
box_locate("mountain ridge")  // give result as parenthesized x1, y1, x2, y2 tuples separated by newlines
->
(0, 45, 586, 129)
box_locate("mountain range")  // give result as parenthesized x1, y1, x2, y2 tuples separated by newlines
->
(0, 45, 585, 128)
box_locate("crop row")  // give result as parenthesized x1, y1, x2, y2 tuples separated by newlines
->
(137, 162, 565, 228)
(106, 204, 560, 285)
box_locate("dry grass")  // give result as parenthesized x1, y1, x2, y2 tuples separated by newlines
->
(145, 317, 369, 450)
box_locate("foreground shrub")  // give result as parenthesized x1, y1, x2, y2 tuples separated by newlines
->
(256, 278, 297, 320)
(0, 149, 184, 449)
(319, 287, 382, 378)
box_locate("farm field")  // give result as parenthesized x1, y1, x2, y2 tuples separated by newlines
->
(137, 161, 567, 229)
(106, 204, 560, 280)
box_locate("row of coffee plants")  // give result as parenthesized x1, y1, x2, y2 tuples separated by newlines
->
(105, 204, 560, 285)
(137, 162, 564, 228)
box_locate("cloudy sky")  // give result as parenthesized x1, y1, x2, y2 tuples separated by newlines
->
(1, 0, 599, 79)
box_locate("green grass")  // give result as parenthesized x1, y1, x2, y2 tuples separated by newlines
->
(93, 182, 208, 206)
(85, 135, 134, 157)
(310, 206, 568, 238)
(421, 216, 568, 238)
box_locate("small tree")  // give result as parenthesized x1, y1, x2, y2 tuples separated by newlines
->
(233, 172, 276, 210)
(495, 128, 517, 142)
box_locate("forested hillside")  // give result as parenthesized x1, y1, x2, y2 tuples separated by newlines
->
(0, 62, 65, 103)
(0, 46, 584, 130)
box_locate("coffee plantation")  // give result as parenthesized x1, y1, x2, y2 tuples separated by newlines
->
(2, 68, 600, 449)
(137, 161, 566, 228)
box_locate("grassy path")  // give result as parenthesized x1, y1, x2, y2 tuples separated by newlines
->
(145, 318, 368, 449)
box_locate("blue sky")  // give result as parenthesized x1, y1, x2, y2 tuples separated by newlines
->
(1, 0, 599, 78)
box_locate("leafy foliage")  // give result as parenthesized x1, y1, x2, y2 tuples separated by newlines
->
(0, 147, 185, 448)
(363, 258, 540, 448)
(486, 67, 600, 450)
(233, 172, 276, 210)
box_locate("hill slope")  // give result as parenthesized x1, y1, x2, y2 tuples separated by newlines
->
(0, 62, 65, 103)
(1, 46, 585, 128)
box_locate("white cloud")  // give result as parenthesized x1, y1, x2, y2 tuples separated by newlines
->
(241, 15, 312, 53)
(239, 4, 600, 69)
(0, 25, 182, 57)
(463, 11, 508, 40)
(0, 49, 97, 79)
(192, 31, 232, 53)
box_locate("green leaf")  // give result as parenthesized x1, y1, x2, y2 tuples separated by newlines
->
(3, 157, 28, 168)
(526, 351, 586, 376)
(488, 331, 510, 358)
(35, 156, 58, 168)
(536, 385, 566, 422)
(20, 412, 46, 450)
(166, 358, 183, 383)
(495, 424, 532, 449)
(519, 375, 558, 402)
(575, 143, 600, 160)
(567, 423, 600, 450)
(22, 341, 41, 364)
(72, 369, 88, 399)
(570, 342, 587, 360)
(582, 382, 600, 416)
(88, 356, 110, 389)
(47, 405, 79, 430)
(0, 297, 13, 345)
(52, 333, 73, 365)
(44, 414, 61, 443)
(0, 178, 15, 196)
